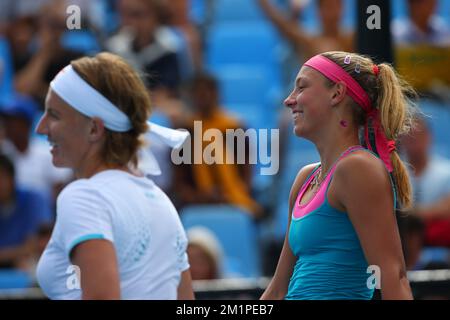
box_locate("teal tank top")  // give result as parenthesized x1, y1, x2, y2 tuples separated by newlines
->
(286, 146, 396, 300)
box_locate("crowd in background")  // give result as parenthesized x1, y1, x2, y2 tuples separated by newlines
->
(0, 0, 450, 296)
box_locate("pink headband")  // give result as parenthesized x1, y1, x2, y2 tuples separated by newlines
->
(304, 55, 372, 112)
(303, 54, 395, 172)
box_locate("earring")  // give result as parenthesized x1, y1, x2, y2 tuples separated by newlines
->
(340, 120, 348, 128)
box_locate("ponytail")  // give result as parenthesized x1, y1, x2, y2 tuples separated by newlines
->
(321, 51, 418, 210)
(377, 63, 417, 210)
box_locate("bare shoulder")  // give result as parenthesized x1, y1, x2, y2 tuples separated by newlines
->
(332, 150, 392, 202)
(335, 151, 387, 180)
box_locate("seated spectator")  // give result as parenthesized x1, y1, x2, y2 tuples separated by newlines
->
(398, 213, 425, 270)
(174, 73, 263, 218)
(0, 0, 48, 34)
(392, 0, 450, 46)
(399, 115, 450, 269)
(0, 153, 51, 271)
(13, 0, 84, 105)
(162, 0, 203, 77)
(5, 16, 37, 75)
(105, 0, 185, 103)
(0, 93, 72, 207)
(186, 227, 224, 280)
(392, 0, 450, 95)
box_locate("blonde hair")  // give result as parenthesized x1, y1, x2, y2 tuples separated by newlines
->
(321, 51, 418, 210)
(71, 52, 152, 168)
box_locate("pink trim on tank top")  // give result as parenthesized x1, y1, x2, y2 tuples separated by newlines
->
(292, 146, 363, 219)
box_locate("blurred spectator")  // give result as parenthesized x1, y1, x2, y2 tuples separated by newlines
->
(162, 0, 203, 75)
(0, 94, 72, 207)
(257, 0, 354, 61)
(392, 0, 450, 46)
(186, 226, 224, 280)
(174, 73, 263, 218)
(4, 16, 37, 74)
(0, 0, 50, 33)
(13, 0, 84, 105)
(399, 115, 450, 269)
(398, 213, 425, 270)
(105, 0, 185, 104)
(392, 0, 450, 95)
(0, 153, 51, 271)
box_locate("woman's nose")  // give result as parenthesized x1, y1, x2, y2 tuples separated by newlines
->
(35, 114, 48, 136)
(284, 93, 297, 108)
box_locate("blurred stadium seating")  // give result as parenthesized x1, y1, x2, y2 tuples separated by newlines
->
(0, 270, 33, 290)
(180, 204, 262, 278)
(0, 36, 14, 104)
(208, 65, 281, 129)
(211, 0, 267, 23)
(61, 30, 101, 55)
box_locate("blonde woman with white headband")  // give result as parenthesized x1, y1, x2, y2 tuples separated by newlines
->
(35, 52, 194, 300)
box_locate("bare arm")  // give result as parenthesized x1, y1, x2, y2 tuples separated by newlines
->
(334, 154, 413, 300)
(14, 49, 51, 96)
(14, 25, 59, 98)
(257, 0, 315, 56)
(260, 164, 317, 299)
(177, 269, 195, 300)
(71, 239, 121, 300)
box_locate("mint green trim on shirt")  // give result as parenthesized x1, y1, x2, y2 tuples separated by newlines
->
(68, 234, 105, 255)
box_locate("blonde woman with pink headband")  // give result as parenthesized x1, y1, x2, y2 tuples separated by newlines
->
(261, 51, 417, 300)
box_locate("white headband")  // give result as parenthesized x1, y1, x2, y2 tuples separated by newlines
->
(50, 64, 189, 174)
(51, 65, 132, 132)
